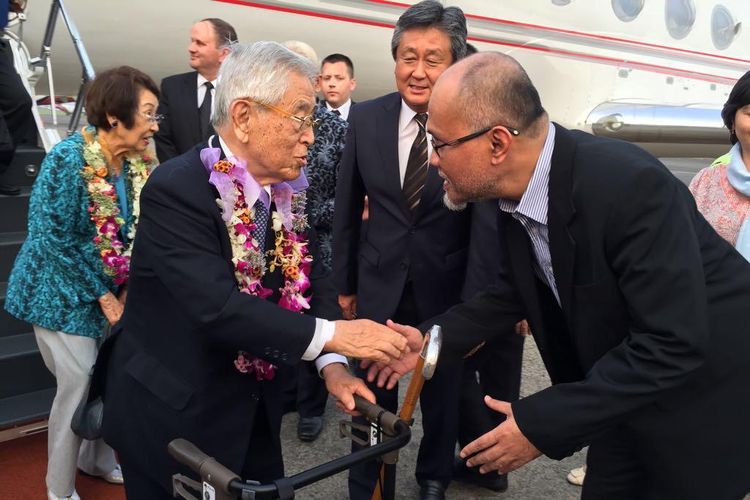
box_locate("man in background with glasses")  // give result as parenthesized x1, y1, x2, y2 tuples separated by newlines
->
(100, 42, 412, 498)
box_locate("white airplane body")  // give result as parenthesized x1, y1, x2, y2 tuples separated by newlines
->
(7, 0, 750, 156)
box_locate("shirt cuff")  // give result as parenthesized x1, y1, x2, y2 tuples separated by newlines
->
(315, 353, 349, 376)
(302, 318, 336, 361)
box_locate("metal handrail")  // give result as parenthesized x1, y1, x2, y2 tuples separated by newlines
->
(31, 0, 95, 136)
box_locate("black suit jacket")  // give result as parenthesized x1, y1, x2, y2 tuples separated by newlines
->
(101, 139, 331, 489)
(433, 125, 750, 466)
(154, 71, 212, 162)
(333, 92, 470, 322)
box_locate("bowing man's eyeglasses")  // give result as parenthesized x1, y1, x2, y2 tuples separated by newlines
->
(241, 97, 319, 132)
(430, 124, 520, 158)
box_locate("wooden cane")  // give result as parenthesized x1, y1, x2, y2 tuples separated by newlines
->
(370, 331, 433, 500)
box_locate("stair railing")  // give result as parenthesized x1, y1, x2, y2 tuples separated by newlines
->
(29, 0, 95, 138)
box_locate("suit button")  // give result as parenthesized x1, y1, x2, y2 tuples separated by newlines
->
(408, 227, 416, 235)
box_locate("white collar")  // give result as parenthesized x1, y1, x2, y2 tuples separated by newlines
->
(398, 99, 425, 133)
(197, 73, 218, 89)
(327, 98, 351, 116)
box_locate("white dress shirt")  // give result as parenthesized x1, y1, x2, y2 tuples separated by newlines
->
(197, 73, 217, 116)
(397, 99, 433, 187)
(326, 98, 352, 121)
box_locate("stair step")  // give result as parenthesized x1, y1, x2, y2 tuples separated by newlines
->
(0, 332, 38, 361)
(0, 232, 26, 283)
(0, 282, 33, 338)
(0, 186, 31, 233)
(0, 387, 55, 430)
(0, 331, 55, 399)
(4, 145, 45, 187)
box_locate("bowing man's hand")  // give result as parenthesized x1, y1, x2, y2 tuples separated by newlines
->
(460, 396, 542, 475)
(326, 319, 408, 364)
(360, 320, 423, 390)
(321, 363, 375, 416)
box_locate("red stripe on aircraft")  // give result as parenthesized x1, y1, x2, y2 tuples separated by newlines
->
(213, 0, 740, 85)
(363, 0, 750, 66)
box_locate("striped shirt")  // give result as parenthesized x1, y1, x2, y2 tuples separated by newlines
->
(498, 123, 560, 305)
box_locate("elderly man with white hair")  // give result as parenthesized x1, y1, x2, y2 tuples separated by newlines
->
(99, 42, 410, 499)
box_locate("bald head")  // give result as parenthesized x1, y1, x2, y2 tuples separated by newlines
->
(431, 52, 546, 136)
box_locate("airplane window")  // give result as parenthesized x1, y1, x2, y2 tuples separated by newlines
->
(551, 0, 572, 5)
(665, 0, 696, 39)
(612, 0, 644, 22)
(711, 5, 739, 50)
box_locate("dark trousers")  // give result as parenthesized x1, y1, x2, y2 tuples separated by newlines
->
(120, 400, 284, 499)
(348, 284, 462, 498)
(0, 37, 35, 175)
(583, 365, 750, 500)
(457, 333, 524, 450)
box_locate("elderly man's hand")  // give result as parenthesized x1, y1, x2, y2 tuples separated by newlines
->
(460, 396, 542, 474)
(360, 320, 423, 389)
(321, 363, 375, 416)
(326, 319, 408, 363)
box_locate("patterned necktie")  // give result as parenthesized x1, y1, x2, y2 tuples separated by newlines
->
(402, 113, 428, 213)
(199, 81, 213, 138)
(252, 199, 269, 251)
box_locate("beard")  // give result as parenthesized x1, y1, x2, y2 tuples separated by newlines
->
(442, 192, 468, 211)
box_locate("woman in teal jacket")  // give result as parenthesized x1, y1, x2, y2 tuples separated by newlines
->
(5, 66, 159, 500)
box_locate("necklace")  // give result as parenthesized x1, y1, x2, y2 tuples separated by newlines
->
(81, 126, 155, 285)
(201, 147, 312, 380)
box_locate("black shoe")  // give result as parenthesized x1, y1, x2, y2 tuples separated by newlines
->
(297, 416, 323, 442)
(0, 183, 20, 196)
(452, 457, 508, 492)
(419, 480, 446, 500)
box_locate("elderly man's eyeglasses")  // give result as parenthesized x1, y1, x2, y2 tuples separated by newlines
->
(242, 97, 319, 132)
(430, 124, 520, 158)
(139, 111, 164, 124)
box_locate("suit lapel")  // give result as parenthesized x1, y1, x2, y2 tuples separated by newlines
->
(184, 73, 201, 142)
(377, 94, 410, 221)
(547, 124, 576, 323)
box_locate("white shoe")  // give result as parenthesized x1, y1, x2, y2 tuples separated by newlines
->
(566, 465, 586, 486)
(47, 489, 81, 500)
(100, 464, 124, 484)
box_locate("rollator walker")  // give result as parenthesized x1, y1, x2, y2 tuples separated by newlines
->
(169, 326, 442, 500)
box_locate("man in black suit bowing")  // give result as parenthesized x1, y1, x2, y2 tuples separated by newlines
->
(381, 52, 750, 499)
(101, 42, 411, 499)
(154, 18, 237, 162)
(333, 2, 474, 499)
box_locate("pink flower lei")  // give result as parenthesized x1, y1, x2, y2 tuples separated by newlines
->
(200, 147, 312, 380)
(80, 127, 155, 286)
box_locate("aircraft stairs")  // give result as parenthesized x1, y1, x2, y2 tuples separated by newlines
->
(0, 0, 93, 442)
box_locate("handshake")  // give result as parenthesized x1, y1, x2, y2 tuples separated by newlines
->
(320, 317, 426, 414)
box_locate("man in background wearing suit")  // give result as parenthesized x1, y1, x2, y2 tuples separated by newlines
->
(101, 42, 411, 498)
(154, 18, 237, 162)
(383, 51, 750, 499)
(333, 2, 473, 499)
(320, 53, 356, 120)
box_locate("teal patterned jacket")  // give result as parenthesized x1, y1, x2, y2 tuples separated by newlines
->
(5, 131, 136, 338)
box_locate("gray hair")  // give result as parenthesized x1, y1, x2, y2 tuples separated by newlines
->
(213, 41, 317, 128)
(282, 40, 319, 65)
(457, 53, 546, 134)
(391, 0, 467, 63)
